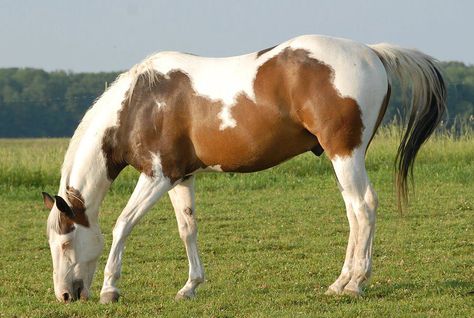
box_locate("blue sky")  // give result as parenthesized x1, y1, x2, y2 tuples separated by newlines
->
(1, 0, 472, 72)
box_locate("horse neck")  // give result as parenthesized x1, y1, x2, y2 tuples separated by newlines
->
(59, 138, 111, 226)
(59, 72, 132, 225)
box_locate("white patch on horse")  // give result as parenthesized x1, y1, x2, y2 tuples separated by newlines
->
(202, 164, 223, 172)
(155, 99, 166, 109)
(207, 164, 223, 172)
(217, 106, 236, 130)
(188, 164, 223, 175)
(150, 152, 167, 180)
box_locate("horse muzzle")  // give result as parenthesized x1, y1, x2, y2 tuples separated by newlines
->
(58, 279, 87, 303)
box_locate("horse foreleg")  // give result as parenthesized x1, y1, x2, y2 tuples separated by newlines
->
(168, 176, 205, 300)
(100, 172, 172, 304)
(327, 151, 377, 297)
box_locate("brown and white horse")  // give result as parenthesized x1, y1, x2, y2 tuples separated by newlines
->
(42, 35, 446, 303)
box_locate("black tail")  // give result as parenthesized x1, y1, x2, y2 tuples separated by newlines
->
(369, 44, 447, 210)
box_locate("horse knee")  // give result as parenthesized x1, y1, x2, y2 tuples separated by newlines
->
(178, 224, 194, 241)
(177, 208, 197, 242)
(352, 195, 376, 226)
(112, 220, 130, 241)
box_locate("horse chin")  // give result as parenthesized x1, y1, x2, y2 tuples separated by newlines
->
(79, 287, 90, 301)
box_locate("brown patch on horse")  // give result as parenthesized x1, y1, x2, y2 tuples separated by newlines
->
(102, 126, 128, 180)
(256, 46, 276, 58)
(54, 195, 76, 234)
(65, 186, 89, 228)
(274, 49, 364, 158)
(102, 48, 363, 182)
(102, 71, 207, 182)
(58, 214, 75, 234)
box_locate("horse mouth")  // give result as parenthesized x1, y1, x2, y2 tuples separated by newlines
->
(76, 287, 82, 300)
(72, 279, 85, 301)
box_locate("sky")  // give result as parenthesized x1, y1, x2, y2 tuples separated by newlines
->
(1, 0, 472, 72)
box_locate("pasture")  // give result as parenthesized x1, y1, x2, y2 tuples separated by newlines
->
(0, 129, 472, 317)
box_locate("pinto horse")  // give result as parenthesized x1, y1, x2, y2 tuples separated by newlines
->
(42, 35, 446, 303)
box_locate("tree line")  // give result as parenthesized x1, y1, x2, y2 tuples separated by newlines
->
(0, 62, 473, 137)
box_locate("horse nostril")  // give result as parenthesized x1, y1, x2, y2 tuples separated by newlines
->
(62, 293, 70, 302)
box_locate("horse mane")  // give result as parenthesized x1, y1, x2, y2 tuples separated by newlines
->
(60, 105, 103, 189)
(126, 53, 162, 104)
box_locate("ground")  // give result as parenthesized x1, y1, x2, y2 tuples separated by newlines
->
(0, 129, 472, 317)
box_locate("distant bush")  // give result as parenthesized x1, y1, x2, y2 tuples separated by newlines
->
(0, 68, 120, 137)
(0, 62, 472, 137)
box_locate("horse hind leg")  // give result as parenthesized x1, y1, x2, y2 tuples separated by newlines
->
(326, 149, 377, 296)
(168, 176, 205, 300)
(325, 186, 359, 295)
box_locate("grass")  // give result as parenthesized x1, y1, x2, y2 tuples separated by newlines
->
(0, 130, 473, 317)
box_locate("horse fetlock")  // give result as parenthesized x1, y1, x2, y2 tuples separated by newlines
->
(104, 270, 121, 283)
(353, 259, 371, 282)
(338, 267, 353, 283)
(175, 276, 204, 300)
(190, 275, 205, 285)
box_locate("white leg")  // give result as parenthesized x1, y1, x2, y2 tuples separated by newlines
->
(327, 151, 377, 296)
(168, 176, 205, 300)
(100, 172, 172, 304)
(326, 188, 358, 295)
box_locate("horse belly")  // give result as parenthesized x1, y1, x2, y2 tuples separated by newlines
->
(191, 117, 317, 173)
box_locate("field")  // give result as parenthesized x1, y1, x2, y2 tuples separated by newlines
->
(0, 130, 473, 317)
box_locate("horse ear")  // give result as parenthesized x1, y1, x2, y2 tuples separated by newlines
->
(54, 195, 76, 220)
(42, 192, 55, 210)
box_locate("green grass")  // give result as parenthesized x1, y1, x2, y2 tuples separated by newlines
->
(0, 131, 473, 317)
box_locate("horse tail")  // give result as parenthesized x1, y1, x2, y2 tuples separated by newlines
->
(369, 43, 447, 210)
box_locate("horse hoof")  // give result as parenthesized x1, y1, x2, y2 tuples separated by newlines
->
(342, 287, 361, 298)
(175, 291, 195, 301)
(100, 291, 120, 304)
(325, 286, 342, 296)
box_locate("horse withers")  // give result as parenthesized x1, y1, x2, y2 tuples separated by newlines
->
(41, 35, 446, 303)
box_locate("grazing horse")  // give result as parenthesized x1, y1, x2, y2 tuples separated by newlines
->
(42, 35, 446, 303)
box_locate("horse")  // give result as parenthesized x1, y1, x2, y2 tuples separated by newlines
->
(41, 34, 446, 303)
